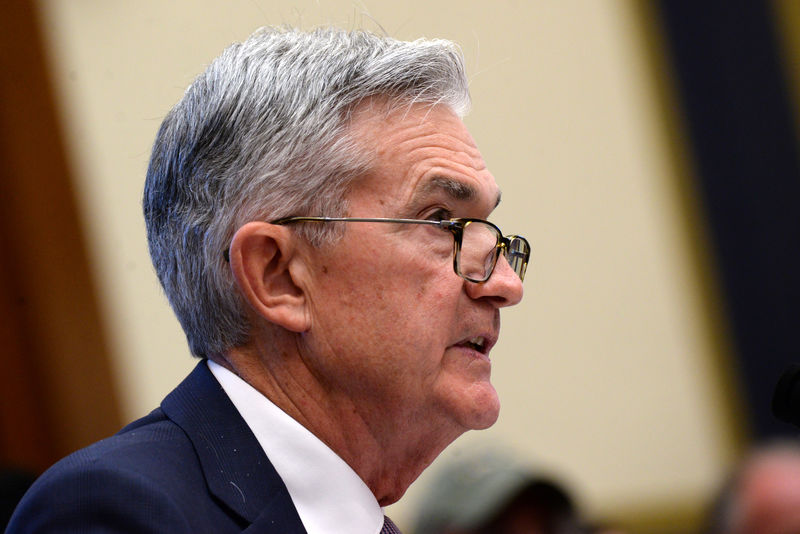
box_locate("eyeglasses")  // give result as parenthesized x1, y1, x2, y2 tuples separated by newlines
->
(271, 216, 530, 283)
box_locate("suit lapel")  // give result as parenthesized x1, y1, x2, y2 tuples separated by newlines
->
(161, 361, 306, 533)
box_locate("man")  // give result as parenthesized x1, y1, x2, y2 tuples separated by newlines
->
(703, 441, 800, 534)
(8, 27, 528, 533)
(412, 449, 624, 534)
(412, 449, 580, 534)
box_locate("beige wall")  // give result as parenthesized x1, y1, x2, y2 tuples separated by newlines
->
(37, 0, 739, 528)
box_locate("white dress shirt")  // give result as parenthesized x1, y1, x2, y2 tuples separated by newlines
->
(207, 360, 385, 534)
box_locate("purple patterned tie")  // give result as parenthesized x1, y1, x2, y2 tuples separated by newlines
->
(380, 515, 402, 534)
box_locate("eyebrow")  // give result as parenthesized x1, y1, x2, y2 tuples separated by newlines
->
(417, 176, 502, 209)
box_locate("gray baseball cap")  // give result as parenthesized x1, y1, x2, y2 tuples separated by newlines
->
(412, 449, 575, 534)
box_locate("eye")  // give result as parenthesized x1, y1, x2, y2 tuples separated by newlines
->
(424, 208, 453, 222)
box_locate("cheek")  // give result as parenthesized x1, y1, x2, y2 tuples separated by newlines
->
(349, 242, 453, 311)
(312, 234, 461, 351)
(356, 278, 457, 370)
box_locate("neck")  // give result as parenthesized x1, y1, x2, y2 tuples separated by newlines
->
(218, 331, 464, 506)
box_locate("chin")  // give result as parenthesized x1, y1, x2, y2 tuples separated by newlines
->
(459, 382, 501, 430)
(469, 400, 500, 430)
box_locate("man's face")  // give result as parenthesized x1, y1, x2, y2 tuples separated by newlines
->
(298, 101, 523, 440)
(739, 453, 800, 534)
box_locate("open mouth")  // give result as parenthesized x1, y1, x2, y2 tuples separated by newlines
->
(458, 336, 488, 354)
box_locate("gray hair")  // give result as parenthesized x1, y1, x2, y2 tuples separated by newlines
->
(143, 27, 471, 357)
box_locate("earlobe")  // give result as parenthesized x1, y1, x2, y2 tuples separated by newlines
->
(227, 222, 310, 333)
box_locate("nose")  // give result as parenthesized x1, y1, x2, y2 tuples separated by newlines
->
(464, 254, 524, 307)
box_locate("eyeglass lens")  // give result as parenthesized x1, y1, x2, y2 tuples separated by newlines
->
(459, 221, 501, 281)
(458, 221, 529, 282)
(505, 237, 529, 281)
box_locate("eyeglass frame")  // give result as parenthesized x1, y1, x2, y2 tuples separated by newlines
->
(265, 216, 530, 284)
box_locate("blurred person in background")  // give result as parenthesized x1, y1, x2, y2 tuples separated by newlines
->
(702, 440, 800, 534)
(412, 449, 623, 534)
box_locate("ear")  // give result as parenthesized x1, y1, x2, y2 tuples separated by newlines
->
(227, 222, 310, 333)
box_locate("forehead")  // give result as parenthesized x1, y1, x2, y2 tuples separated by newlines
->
(346, 100, 501, 213)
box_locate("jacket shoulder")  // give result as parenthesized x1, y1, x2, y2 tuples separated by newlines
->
(6, 409, 202, 532)
(7, 408, 247, 533)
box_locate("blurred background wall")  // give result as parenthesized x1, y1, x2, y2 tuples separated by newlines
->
(1, 1, 798, 532)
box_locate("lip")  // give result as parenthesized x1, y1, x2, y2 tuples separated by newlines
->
(449, 331, 498, 360)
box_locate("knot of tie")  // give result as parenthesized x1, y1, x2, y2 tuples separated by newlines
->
(381, 515, 402, 534)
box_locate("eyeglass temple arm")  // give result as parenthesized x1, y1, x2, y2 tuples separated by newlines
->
(271, 216, 455, 228)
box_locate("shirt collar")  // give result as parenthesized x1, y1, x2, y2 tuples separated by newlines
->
(208, 360, 385, 534)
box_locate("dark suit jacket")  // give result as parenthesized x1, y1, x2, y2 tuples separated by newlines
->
(6, 361, 308, 533)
